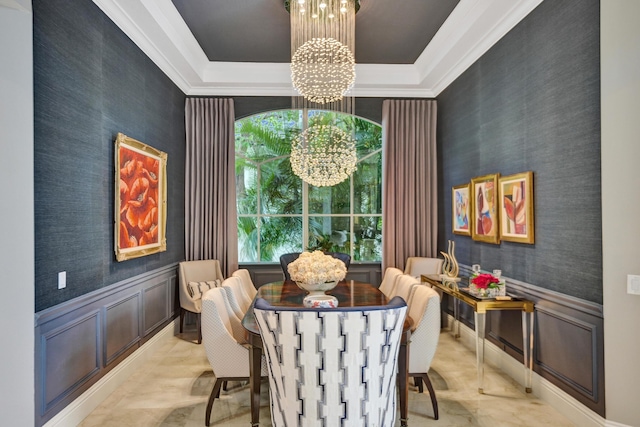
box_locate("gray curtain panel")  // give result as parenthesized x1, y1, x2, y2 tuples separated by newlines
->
(185, 98, 238, 276)
(382, 99, 438, 271)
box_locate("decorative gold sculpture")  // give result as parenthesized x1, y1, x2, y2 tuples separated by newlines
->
(440, 240, 460, 281)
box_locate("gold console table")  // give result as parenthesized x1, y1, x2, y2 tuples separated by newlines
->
(421, 274, 535, 394)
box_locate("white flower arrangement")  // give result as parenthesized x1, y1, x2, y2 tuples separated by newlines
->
(287, 251, 347, 285)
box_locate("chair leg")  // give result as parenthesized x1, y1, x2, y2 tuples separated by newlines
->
(421, 373, 439, 420)
(206, 378, 224, 427)
(414, 375, 424, 393)
(179, 308, 185, 333)
(197, 312, 202, 344)
(222, 381, 228, 392)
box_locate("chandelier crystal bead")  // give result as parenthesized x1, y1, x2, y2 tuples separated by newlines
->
(290, 124, 357, 187)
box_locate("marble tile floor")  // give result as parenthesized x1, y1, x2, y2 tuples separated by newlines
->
(80, 328, 576, 427)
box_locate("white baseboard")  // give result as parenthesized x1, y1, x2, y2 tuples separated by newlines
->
(445, 316, 612, 427)
(604, 422, 635, 427)
(43, 320, 178, 427)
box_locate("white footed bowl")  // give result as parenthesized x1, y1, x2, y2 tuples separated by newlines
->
(295, 280, 338, 296)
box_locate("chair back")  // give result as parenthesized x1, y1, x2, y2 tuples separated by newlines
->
(391, 274, 419, 306)
(201, 288, 252, 378)
(254, 297, 407, 427)
(178, 260, 223, 313)
(221, 276, 252, 315)
(232, 268, 257, 299)
(214, 283, 248, 344)
(379, 267, 403, 297)
(408, 285, 441, 374)
(279, 252, 301, 281)
(404, 257, 443, 279)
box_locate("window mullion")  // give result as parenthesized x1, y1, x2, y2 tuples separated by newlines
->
(256, 165, 261, 261)
(350, 175, 355, 260)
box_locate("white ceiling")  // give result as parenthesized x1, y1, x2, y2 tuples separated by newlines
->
(92, 0, 543, 97)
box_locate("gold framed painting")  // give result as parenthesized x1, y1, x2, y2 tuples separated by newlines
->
(452, 183, 471, 236)
(498, 171, 535, 244)
(471, 173, 500, 244)
(115, 133, 167, 261)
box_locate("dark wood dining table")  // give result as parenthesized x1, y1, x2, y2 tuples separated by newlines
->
(241, 279, 413, 426)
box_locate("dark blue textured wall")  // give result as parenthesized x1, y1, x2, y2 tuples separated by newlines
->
(437, 0, 601, 303)
(34, 0, 186, 312)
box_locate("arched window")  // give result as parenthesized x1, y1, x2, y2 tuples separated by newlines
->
(235, 109, 382, 262)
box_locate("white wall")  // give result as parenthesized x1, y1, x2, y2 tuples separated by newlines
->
(0, 4, 35, 426)
(601, 2, 640, 425)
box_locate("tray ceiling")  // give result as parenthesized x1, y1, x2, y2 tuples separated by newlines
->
(91, 0, 544, 96)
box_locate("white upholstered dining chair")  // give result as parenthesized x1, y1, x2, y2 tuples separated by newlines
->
(407, 285, 441, 419)
(221, 276, 252, 314)
(379, 267, 403, 298)
(201, 287, 267, 426)
(390, 274, 420, 306)
(231, 268, 257, 299)
(404, 256, 443, 279)
(253, 296, 408, 427)
(178, 259, 224, 344)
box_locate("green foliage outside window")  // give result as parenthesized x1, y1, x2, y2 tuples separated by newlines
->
(235, 110, 382, 263)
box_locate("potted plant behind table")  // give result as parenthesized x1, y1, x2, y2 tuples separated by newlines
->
(307, 230, 348, 253)
(469, 273, 506, 298)
(306, 233, 335, 252)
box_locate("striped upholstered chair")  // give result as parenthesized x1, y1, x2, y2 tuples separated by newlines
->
(253, 296, 407, 427)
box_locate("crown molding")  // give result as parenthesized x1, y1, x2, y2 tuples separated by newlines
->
(92, 0, 543, 97)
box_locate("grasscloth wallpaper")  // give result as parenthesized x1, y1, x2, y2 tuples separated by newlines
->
(34, 0, 186, 312)
(438, 0, 601, 303)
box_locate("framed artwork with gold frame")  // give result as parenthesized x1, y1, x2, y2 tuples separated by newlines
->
(471, 173, 500, 244)
(498, 171, 535, 244)
(115, 133, 167, 261)
(452, 183, 471, 236)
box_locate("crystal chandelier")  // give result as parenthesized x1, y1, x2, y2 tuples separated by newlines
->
(291, 38, 355, 104)
(287, 0, 358, 187)
(290, 124, 357, 187)
(289, 0, 357, 104)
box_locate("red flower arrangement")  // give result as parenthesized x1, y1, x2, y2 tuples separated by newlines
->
(470, 273, 501, 289)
